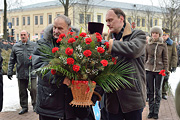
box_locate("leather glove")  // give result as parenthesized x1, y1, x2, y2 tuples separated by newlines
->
(170, 67, 176, 73)
(8, 75, 12, 80)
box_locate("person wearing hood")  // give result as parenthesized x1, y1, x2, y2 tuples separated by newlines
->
(162, 28, 177, 100)
(145, 26, 168, 119)
(32, 15, 103, 120)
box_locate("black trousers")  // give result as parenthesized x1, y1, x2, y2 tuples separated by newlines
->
(146, 71, 164, 115)
(108, 107, 143, 120)
(18, 78, 37, 109)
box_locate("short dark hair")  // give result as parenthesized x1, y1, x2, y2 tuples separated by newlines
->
(110, 8, 126, 23)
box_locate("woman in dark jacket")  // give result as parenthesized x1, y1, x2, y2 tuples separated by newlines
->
(145, 26, 168, 119)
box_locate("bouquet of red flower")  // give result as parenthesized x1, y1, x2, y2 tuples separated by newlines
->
(34, 31, 134, 106)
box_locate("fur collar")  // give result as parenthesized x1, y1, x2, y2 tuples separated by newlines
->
(148, 37, 164, 44)
(43, 24, 53, 41)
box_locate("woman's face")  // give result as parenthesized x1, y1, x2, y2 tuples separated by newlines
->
(152, 32, 160, 40)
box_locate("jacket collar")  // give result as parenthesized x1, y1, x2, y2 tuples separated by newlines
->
(148, 37, 164, 44)
(107, 21, 132, 41)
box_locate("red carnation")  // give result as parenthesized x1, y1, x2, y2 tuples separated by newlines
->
(65, 47, 73, 56)
(68, 38, 76, 43)
(112, 57, 117, 65)
(83, 50, 92, 57)
(104, 42, 109, 49)
(85, 38, 92, 44)
(79, 32, 87, 37)
(52, 47, 59, 53)
(73, 65, 80, 72)
(51, 69, 56, 75)
(56, 38, 62, 43)
(68, 32, 74, 35)
(97, 47, 105, 53)
(95, 32, 101, 36)
(29, 55, 32, 59)
(67, 58, 74, 65)
(96, 36, 102, 42)
(75, 36, 79, 39)
(100, 60, 108, 66)
(59, 34, 66, 38)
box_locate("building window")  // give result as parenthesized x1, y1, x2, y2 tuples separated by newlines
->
(57, 14, 60, 16)
(40, 16, 43, 25)
(12, 18, 14, 26)
(48, 15, 52, 24)
(142, 18, 145, 27)
(17, 34, 19, 42)
(27, 16, 30, 25)
(128, 17, 131, 24)
(155, 19, 158, 26)
(35, 16, 38, 25)
(97, 15, 101, 23)
(137, 17, 140, 27)
(35, 33, 38, 41)
(86, 14, 91, 23)
(16, 17, 19, 26)
(23, 17, 25, 25)
(79, 14, 84, 24)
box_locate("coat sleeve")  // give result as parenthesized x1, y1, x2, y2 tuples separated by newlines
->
(163, 44, 169, 72)
(32, 39, 65, 86)
(111, 30, 146, 59)
(171, 42, 178, 68)
(7, 47, 16, 75)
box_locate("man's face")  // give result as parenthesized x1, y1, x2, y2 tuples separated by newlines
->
(106, 10, 124, 34)
(162, 34, 169, 41)
(20, 31, 28, 43)
(53, 18, 71, 38)
(152, 32, 160, 40)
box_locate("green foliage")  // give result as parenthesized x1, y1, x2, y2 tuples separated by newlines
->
(1, 49, 16, 75)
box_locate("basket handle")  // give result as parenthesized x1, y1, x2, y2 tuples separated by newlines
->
(93, 91, 102, 101)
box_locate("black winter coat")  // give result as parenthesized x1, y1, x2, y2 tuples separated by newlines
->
(32, 25, 103, 119)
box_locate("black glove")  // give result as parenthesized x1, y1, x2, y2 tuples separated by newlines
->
(8, 75, 12, 80)
(28, 60, 32, 68)
(170, 67, 176, 73)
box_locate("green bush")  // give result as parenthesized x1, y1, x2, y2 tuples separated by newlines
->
(1, 49, 16, 75)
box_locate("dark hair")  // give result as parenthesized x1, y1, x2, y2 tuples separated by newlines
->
(110, 8, 126, 23)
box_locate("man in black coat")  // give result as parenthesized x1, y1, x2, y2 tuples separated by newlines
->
(0, 53, 3, 112)
(32, 15, 103, 120)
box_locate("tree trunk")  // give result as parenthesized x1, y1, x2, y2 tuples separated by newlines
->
(3, 0, 7, 40)
(64, 0, 69, 16)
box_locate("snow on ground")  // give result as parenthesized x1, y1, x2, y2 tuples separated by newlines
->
(1, 67, 180, 112)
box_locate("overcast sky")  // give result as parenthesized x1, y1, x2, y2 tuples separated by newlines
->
(0, 0, 160, 9)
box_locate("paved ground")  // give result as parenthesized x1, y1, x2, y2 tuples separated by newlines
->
(0, 93, 179, 120)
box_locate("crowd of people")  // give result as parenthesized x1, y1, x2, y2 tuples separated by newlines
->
(0, 7, 180, 120)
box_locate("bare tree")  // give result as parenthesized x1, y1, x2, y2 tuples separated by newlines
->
(58, 0, 77, 16)
(159, 0, 180, 39)
(3, 0, 7, 40)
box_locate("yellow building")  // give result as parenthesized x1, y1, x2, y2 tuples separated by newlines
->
(0, 0, 163, 41)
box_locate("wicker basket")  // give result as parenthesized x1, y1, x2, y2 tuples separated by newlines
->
(70, 80, 96, 107)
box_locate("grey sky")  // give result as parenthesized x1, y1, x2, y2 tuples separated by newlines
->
(0, 0, 160, 9)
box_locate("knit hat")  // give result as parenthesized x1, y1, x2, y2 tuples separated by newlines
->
(150, 26, 163, 37)
(88, 22, 104, 35)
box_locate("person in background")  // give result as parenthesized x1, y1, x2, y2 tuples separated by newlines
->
(0, 53, 3, 112)
(162, 28, 177, 100)
(32, 15, 103, 120)
(105, 8, 146, 120)
(145, 26, 168, 119)
(7, 30, 37, 115)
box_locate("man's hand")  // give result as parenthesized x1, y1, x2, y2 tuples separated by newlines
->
(170, 67, 176, 73)
(63, 77, 71, 86)
(7, 75, 12, 80)
(107, 39, 113, 54)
